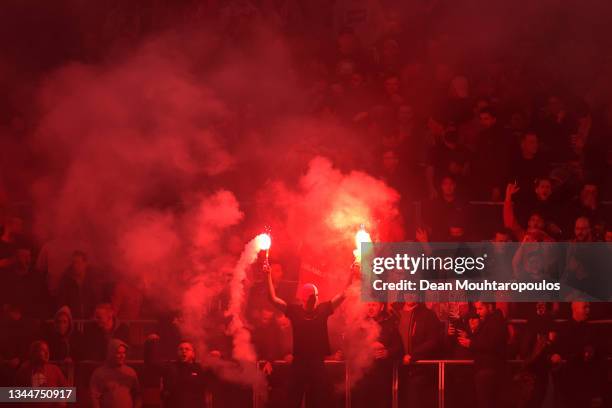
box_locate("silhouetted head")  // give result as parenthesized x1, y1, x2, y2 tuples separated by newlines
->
(479, 108, 497, 129)
(298, 283, 319, 312)
(30, 341, 50, 366)
(475, 302, 494, 319)
(366, 302, 384, 318)
(107, 339, 127, 367)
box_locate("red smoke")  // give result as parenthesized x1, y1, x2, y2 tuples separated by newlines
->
(256, 156, 403, 385)
(25, 20, 405, 389)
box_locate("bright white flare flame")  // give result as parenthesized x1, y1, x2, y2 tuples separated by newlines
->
(256, 233, 272, 251)
(353, 227, 371, 261)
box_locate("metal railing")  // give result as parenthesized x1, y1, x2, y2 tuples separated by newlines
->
(40, 355, 611, 408)
(40, 319, 611, 408)
(255, 359, 519, 408)
(45, 319, 158, 333)
(255, 353, 612, 408)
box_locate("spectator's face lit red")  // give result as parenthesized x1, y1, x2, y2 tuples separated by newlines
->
(521, 133, 538, 157)
(475, 302, 490, 319)
(33, 343, 50, 364)
(55, 314, 70, 336)
(479, 112, 496, 128)
(574, 217, 591, 242)
(580, 184, 598, 207)
(527, 214, 544, 231)
(384, 77, 400, 95)
(366, 302, 383, 318)
(535, 179, 552, 201)
(113, 345, 127, 366)
(178, 342, 195, 363)
(71, 255, 88, 280)
(440, 177, 456, 197)
(572, 302, 590, 322)
(94, 308, 114, 331)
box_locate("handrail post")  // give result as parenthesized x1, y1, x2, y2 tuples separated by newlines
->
(253, 361, 261, 408)
(67, 361, 75, 386)
(392, 362, 399, 408)
(438, 361, 445, 408)
(345, 362, 351, 408)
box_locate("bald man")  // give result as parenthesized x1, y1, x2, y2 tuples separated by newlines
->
(265, 263, 354, 407)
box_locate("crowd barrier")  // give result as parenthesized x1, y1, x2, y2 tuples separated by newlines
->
(46, 356, 611, 408)
(40, 318, 612, 407)
(49, 319, 159, 333)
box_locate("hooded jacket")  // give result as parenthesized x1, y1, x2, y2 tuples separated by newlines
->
(43, 306, 83, 361)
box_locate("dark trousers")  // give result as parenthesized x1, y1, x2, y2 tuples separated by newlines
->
(398, 366, 436, 408)
(352, 362, 394, 408)
(446, 365, 477, 408)
(474, 368, 502, 408)
(523, 372, 548, 408)
(287, 360, 330, 408)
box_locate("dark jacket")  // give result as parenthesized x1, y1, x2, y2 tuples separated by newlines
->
(82, 317, 129, 361)
(470, 310, 507, 370)
(4, 267, 51, 319)
(56, 272, 101, 319)
(376, 312, 404, 361)
(162, 361, 214, 408)
(445, 316, 475, 359)
(43, 306, 83, 361)
(398, 304, 441, 361)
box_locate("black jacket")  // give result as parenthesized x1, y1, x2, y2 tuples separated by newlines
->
(398, 304, 442, 361)
(470, 310, 507, 370)
(378, 313, 404, 359)
(162, 361, 214, 408)
(81, 319, 129, 361)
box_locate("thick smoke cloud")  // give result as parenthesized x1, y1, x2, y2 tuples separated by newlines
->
(257, 156, 402, 384)
(22, 11, 403, 389)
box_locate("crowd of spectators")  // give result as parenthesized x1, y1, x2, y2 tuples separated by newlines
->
(1, 0, 612, 407)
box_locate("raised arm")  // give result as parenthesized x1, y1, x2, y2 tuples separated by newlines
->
(265, 263, 287, 313)
(331, 263, 357, 310)
(503, 183, 525, 240)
